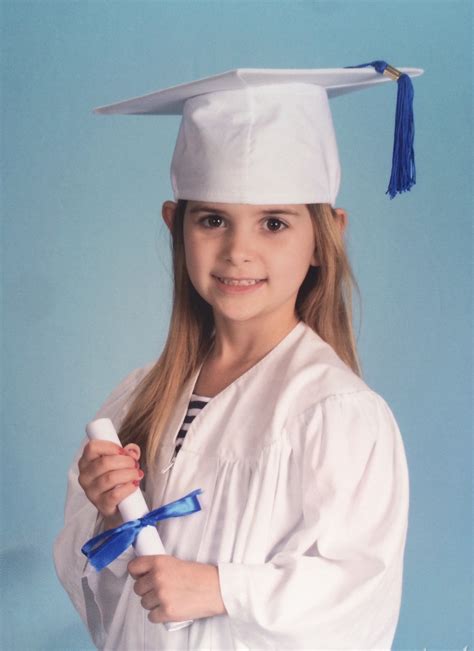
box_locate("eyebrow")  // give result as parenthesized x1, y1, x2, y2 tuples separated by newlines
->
(189, 205, 300, 216)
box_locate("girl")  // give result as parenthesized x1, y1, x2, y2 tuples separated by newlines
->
(54, 63, 423, 650)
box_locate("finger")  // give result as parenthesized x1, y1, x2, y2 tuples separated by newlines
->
(91, 451, 139, 477)
(123, 443, 141, 461)
(92, 465, 143, 496)
(133, 573, 155, 597)
(128, 556, 155, 579)
(140, 588, 160, 611)
(80, 450, 138, 487)
(96, 479, 142, 518)
(148, 607, 164, 624)
(81, 440, 125, 465)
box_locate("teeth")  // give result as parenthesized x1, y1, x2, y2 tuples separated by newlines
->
(218, 277, 263, 286)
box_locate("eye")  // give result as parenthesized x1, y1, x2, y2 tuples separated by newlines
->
(198, 214, 225, 229)
(197, 214, 288, 233)
(263, 217, 288, 233)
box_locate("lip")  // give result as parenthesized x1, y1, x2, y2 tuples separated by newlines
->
(213, 275, 267, 294)
(212, 275, 266, 281)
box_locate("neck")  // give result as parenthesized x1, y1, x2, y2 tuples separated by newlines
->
(209, 313, 300, 367)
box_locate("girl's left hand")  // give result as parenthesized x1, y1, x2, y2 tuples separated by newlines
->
(127, 555, 227, 623)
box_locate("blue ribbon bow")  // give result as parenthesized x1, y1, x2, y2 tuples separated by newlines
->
(345, 60, 417, 199)
(81, 488, 203, 571)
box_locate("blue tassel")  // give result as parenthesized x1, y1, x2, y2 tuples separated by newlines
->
(345, 60, 416, 199)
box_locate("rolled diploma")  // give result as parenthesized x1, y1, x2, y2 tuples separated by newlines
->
(85, 417, 193, 632)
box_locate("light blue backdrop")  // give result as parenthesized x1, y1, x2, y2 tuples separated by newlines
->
(1, 1, 472, 649)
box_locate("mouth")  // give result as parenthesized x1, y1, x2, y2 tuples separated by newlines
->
(212, 275, 267, 293)
(212, 275, 266, 287)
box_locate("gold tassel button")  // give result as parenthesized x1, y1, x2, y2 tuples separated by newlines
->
(383, 64, 402, 80)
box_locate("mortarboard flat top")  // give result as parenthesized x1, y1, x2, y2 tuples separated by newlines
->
(92, 66, 424, 116)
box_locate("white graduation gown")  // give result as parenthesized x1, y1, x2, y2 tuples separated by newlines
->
(53, 320, 409, 650)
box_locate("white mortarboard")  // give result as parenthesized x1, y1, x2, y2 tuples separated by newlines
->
(93, 60, 424, 206)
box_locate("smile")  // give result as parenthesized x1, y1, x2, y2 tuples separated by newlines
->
(213, 275, 267, 293)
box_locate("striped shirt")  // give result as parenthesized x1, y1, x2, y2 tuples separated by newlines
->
(172, 393, 212, 461)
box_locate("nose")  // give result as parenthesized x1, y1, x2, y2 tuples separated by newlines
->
(221, 225, 254, 264)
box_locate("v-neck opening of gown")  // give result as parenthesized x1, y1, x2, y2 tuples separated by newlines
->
(175, 320, 306, 453)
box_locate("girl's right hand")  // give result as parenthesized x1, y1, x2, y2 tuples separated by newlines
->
(78, 440, 144, 520)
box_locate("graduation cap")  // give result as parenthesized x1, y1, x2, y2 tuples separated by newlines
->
(93, 61, 424, 205)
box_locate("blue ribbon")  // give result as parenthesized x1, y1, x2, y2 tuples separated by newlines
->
(81, 488, 203, 571)
(345, 60, 417, 199)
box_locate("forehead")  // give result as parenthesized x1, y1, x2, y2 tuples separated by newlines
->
(187, 201, 306, 215)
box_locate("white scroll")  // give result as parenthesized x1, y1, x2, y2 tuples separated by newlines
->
(86, 417, 193, 632)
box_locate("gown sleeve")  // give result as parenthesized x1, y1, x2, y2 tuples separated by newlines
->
(52, 364, 151, 649)
(217, 390, 409, 650)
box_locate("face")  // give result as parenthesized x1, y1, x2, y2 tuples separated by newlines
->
(176, 201, 318, 327)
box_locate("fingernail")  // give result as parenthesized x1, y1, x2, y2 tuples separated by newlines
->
(138, 469, 144, 478)
(133, 479, 140, 486)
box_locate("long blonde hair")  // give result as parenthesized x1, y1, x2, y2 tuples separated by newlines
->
(119, 200, 363, 471)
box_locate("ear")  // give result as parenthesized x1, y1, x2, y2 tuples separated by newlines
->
(334, 207, 348, 235)
(162, 201, 178, 232)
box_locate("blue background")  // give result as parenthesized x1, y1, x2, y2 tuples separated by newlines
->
(1, 1, 472, 649)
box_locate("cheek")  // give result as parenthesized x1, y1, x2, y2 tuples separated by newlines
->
(297, 232, 317, 270)
(274, 236, 315, 279)
(184, 236, 211, 280)
(278, 260, 311, 291)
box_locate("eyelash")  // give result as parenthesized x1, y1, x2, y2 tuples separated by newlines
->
(197, 214, 288, 233)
